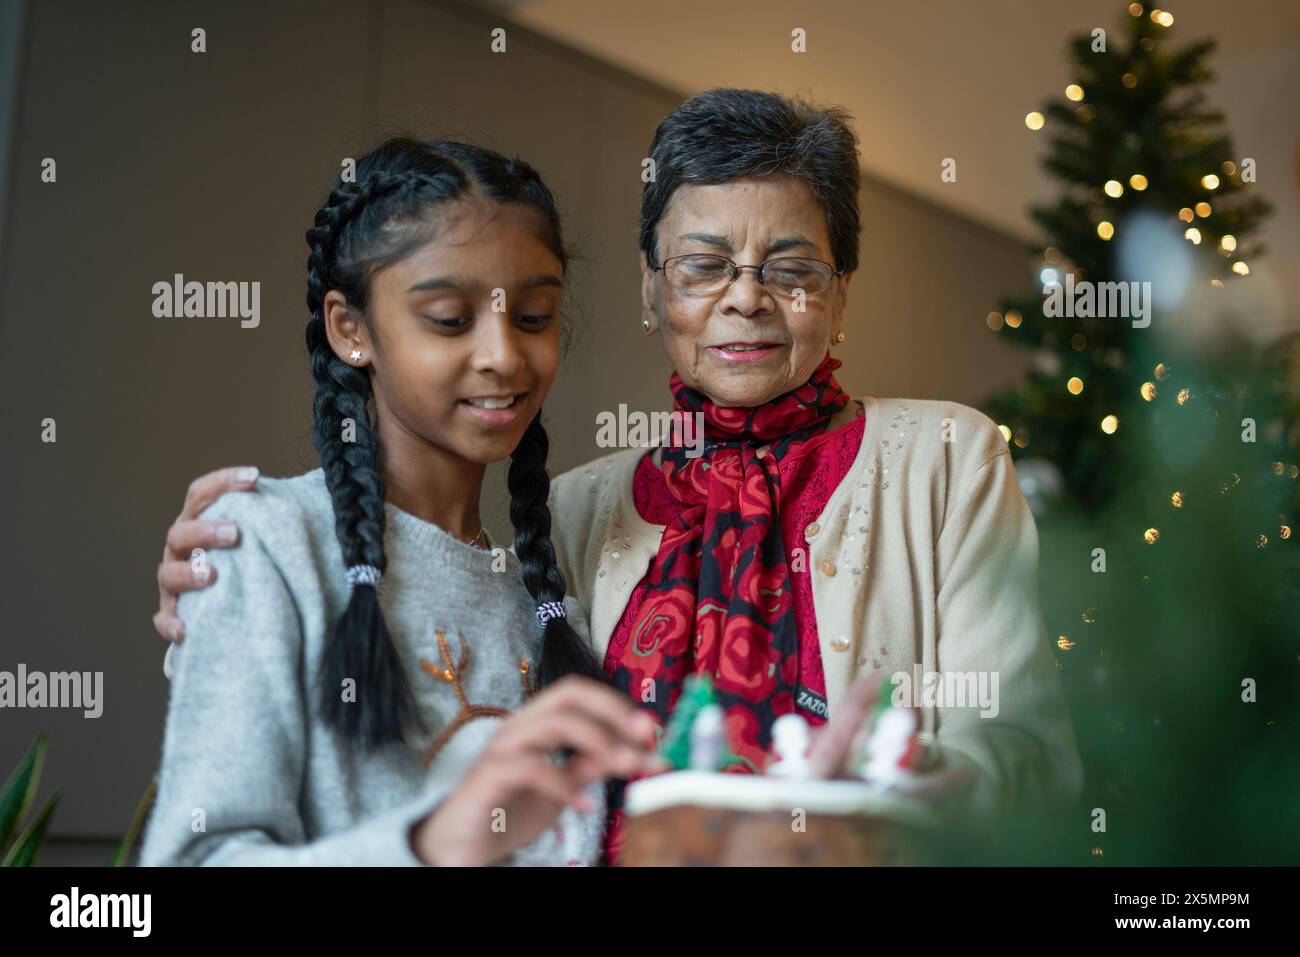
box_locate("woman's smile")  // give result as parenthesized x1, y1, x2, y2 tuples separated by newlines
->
(707, 341, 786, 363)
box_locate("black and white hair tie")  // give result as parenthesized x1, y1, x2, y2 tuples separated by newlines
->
(345, 564, 384, 592)
(536, 601, 566, 626)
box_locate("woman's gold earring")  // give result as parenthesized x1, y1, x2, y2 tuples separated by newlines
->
(833, 332, 846, 344)
(642, 318, 657, 335)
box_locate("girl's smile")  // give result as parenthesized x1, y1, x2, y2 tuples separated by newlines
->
(459, 390, 531, 426)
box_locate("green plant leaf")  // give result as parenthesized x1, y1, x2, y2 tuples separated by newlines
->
(1, 792, 59, 867)
(0, 734, 46, 855)
(108, 775, 157, 867)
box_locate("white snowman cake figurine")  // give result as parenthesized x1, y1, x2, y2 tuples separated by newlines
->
(688, 703, 727, 771)
(765, 713, 813, 778)
(859, 705, 924, 788)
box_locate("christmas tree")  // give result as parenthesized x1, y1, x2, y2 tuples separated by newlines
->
(974, 4, 1300, 864)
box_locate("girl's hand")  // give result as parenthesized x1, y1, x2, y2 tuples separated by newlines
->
(153, 466, 261, 643)
(412, 676, 657, 866)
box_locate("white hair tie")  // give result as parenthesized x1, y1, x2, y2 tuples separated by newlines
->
(536, 601, 566, 625)
(346, 564, 384, 593)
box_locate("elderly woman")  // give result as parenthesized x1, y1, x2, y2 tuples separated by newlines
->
(153, 88, 1081, 862)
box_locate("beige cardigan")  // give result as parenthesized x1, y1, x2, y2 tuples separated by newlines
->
(548, 395, 1083, 821)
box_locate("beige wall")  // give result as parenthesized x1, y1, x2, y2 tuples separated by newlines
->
(0, 0, 1029, 837)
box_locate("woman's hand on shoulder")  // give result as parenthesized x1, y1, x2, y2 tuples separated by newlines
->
(154, 466, 262, 644)
(412, 676, 658, 866)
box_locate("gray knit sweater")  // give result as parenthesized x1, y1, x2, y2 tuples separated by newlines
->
(139, 469, 605, 867)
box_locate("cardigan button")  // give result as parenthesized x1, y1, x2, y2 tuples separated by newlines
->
(817, 559, 837, 577)
(804, 521, 821, 539)
(830, 635, 850, 653)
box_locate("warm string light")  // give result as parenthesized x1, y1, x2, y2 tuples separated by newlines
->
(1009, 28, 1269, 595)
(1172, 189, 1252, 278)
(1054, 11, 1246, 325)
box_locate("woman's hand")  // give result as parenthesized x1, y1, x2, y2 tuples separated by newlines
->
(807, 673, 978, 810)
(154, 466, 261, 643)
(412, 677, 658, 867)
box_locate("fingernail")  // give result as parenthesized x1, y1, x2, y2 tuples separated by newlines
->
(236, 467, 259, 483)
(169, 622, 183, 643)
(193, 564, 210, 584)
(215, 523, 238, 544)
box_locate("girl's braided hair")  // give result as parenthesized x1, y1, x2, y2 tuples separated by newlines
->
(304, 138, 601, 748)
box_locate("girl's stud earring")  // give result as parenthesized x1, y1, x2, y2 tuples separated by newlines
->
(642, 318, 656, 334)
(833, 332, 846, 344)
(349, 349, 363, 362)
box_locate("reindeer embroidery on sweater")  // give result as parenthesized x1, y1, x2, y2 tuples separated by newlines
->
(419, 629, 540, 766)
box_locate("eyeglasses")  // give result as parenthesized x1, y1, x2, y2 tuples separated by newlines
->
(652, 254, 843, 297)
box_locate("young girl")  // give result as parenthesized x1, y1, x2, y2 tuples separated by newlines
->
(140, 138, 657, 867)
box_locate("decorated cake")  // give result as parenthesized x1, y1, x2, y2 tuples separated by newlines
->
(618, 675, 939, 866)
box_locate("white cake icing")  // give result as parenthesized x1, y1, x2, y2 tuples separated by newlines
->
(624, 771, 938, 828)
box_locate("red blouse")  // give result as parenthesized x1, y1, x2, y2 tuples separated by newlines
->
(600, 409, 867, 863)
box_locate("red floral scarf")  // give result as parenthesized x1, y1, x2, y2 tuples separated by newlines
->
(609, 353, 849, 772)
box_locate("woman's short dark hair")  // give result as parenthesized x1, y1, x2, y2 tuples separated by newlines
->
(639, 88, 862, 273)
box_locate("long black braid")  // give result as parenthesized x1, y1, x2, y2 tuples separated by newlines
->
(509, 416, 603, 685)
(304, 138, 602, 748)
